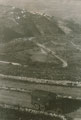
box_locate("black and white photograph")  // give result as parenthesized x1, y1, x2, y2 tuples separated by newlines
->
(0, 0, 81, 120)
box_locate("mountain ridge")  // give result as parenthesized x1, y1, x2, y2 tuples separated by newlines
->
(0, 5, 81, 81)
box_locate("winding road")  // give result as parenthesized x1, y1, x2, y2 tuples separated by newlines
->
(71, 41, 81, 51)
(37, 43, 68, 68)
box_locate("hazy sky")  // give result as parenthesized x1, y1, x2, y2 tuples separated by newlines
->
(0, 0, 81, 23)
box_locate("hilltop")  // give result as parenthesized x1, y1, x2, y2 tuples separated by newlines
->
(0, 5, 81, 81)
(0, 5, 64, 43)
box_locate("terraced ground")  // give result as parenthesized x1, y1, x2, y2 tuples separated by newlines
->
(0, 107, 63, 120)
(0, 5, 81, 81)
(0, 77, 81, 120)
(0, 5, 81, 120)
(0, 35, 81, 81)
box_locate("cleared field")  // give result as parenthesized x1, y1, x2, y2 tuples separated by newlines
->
(0, 76, 81, 99)
(0, 77, 81, 114)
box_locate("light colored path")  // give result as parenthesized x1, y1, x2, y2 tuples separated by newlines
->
(0, 76, 81, 99)
(0, 73, 81, 87)
(0, 76, 81, 119)
(37, 43, 68, 67)
(71, 41, 81, 51)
